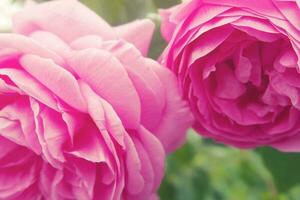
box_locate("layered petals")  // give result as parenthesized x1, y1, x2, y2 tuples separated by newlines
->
(0, 0, 192, 199)
(161, 0, 300, 151)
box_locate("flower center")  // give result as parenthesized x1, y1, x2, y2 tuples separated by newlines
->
(202, 30, 298, 128)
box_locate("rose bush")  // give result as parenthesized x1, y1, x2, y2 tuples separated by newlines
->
(161, 0, 300, 151)
(0, 0, 192, 199)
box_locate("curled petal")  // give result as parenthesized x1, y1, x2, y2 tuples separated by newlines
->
(114, 19, 155, 56)
(13, 0, 116, 42)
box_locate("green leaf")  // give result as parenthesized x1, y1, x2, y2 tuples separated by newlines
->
(257, 147, 300, 193)
(158, 172, 176, 200)
(159, 139, 212, 200)
(152, 0, 181, 9)
(81, 0, 155, 25)
(148, 16, 167, 59)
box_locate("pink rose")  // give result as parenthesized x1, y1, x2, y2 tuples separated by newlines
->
(0, 1, 192, 199)
(161, 0, 300, 151)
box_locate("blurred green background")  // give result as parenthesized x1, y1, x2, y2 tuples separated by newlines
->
(3, 0, 300, 199)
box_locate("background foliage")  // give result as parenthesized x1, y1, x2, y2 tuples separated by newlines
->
(3, 0, 300, 199)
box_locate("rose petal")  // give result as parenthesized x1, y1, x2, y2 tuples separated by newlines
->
(20, 54, 87, 112)
(114, 19, 155, 56)
(68, 48, 141, 129)
(13, 0, 116, 42)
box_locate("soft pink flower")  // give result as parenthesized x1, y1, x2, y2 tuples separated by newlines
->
(0, 0, 192, 199)
(161, 0, 300, 151)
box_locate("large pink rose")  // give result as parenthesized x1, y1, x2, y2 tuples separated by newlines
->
(161, 0, 300, 151)
(0, 1, 192, 199)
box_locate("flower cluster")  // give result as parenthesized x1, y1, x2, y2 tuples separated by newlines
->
(1, 0, 300, 199)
